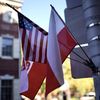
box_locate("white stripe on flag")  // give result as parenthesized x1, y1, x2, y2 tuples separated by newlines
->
(19, 29, 23, 40)
(24, 30, 30, 59)
(41, 36, 47, 63)
(26, 61, 33, 74)
(29, 27, 36, 61)
(35, 31, 41, 62)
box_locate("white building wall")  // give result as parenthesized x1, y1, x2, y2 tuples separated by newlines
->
(0, 0, 23, 100)
(13, 79, 21, 100)
(13, 38, 20, 59)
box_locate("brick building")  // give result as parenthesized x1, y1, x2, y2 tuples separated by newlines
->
(0, 0, 23, 100)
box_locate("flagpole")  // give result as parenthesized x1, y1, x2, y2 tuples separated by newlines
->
(6, 3, 87, 63)
(50, 4, 88, 63)
(6, 4, 85, 63)
(67, 56, 97, 72)
(67, 57, 86, 64)
(58, 40, 87, 62)
(6, 3, 48, 35)
(50, 4, 97, 73)
(6, 4, 86, 63)
(59, 36, 97, 73)
(50, 4, 92, 63)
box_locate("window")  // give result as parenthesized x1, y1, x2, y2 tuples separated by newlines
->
(3, 11, 13, 23)
(2, 37, 13, 57)
(1, 80, 13, 100)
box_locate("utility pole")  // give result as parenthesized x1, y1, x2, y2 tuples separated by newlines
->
(82, 0, 100, 99)
(65, 0, 100, 100)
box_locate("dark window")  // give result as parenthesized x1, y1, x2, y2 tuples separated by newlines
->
(2, 37, 13, 57)
(1, 80, 13, 100)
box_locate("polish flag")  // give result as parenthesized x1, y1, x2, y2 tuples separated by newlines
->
(46, 6, 77, 96)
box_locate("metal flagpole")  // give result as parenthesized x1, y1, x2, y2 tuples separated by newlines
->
(50, 4, 96, 72)
(50, 5, 92, 62)
(6, 3, 48, 36)
(7, 3, 91, 66)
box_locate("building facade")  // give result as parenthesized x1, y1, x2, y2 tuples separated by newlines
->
(0, 0, 23, 100)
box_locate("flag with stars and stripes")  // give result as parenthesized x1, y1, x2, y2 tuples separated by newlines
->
(18, 12, 47, 99)
(18, 13, 47, 64)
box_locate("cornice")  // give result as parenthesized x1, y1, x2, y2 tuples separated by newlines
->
(0, 0, 23, 9)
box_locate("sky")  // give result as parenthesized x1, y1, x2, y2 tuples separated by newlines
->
(22, 0, 66, 31)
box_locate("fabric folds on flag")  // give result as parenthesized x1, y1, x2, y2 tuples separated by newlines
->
(53, 10, 77, 62)
(46, 7, 77, 96)
(18, 6, 77, 99)
(18, 12, 48, 99)
(20, 61, 47, 100)
(18, 13, 47, 63)
(46, 8, 64, 96)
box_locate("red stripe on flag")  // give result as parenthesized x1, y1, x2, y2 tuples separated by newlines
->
(39, 34, 44, 62)
(32, 29, 38, 61)
(26, 31, 32, 60)
(22, 30, 26, 53)
(44, 41, 47, 63)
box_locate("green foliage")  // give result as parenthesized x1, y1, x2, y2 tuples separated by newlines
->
(40, 80, 46, 93)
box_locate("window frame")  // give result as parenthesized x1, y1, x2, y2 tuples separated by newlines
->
(0, 75, 14, 100)
(2, 11, 13, 23)
(1, 35, 14, 59)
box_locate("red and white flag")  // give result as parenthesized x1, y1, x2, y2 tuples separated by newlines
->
(18, 12, 47, 99)
(20, 61, 47, 100)
(18, 6, 77, 98)
(46, 7, 64, 96)
(52, 7, 77, 62)
(46, 6, 77, 96)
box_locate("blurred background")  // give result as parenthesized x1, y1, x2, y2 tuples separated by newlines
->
(0, 0, 95, 100)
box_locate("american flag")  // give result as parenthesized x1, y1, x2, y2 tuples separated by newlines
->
(18, 13, 48, 63)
